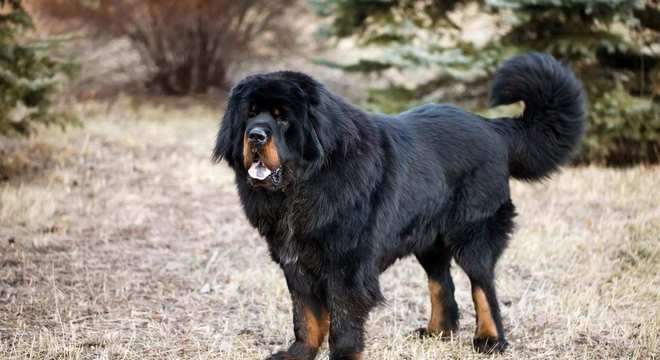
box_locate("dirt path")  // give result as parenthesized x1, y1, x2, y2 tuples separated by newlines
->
(1, 105, 658, 359)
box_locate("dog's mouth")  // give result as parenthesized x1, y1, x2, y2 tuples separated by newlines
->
(248, 159, 271, 180)
(247, 153, 282, 186)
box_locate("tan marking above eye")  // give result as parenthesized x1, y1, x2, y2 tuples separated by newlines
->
(250, 104, 257, 112)
(272, 107, 281, 117)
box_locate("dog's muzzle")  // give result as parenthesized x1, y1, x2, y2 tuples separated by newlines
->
(247, 127, 269, 147)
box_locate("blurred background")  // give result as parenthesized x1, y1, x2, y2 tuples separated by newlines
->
(1, 1, 658, 359)
(3, 0, 659, 164)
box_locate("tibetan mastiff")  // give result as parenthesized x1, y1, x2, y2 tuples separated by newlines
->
(212, 52, 586, 359)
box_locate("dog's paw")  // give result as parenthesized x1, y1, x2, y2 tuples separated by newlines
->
(413, 327, 455, 340)
(413, 327, 434, 338)
(473, 336, 508, 354)
(265, 351, 299, 360)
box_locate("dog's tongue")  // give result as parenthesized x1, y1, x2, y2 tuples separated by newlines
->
(248, 161, 272, 180)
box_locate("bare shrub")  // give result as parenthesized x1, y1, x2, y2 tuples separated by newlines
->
(36, 0, 297, 95)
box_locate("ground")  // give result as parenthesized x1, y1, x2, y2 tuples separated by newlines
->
(1, 102, 658, 359)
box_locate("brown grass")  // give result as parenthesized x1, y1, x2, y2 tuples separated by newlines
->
(1, 103, 658, 359)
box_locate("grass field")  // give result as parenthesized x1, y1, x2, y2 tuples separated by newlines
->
(1, 103, 659, 359)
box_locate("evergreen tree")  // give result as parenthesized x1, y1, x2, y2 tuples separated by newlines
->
(0, 0, 75, 137)
(312, 0, 660, 164)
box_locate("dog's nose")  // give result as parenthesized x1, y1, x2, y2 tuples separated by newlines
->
(248, 127, 269, 145)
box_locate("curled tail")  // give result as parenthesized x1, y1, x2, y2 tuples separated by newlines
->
(490, 52, 587, 181)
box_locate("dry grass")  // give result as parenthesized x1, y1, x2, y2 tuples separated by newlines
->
(1, 103, 658, 359)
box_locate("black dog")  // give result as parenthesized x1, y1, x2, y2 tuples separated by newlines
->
(213, 52, 586, 359)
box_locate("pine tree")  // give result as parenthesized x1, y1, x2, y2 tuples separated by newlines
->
(0, 0, 75, 137)
(312, 0, 660, 164)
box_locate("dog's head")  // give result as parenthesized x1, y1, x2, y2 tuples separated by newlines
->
(213, 71, 341, 191)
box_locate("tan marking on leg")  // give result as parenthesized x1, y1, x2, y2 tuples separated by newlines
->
(261, 136, 280, 170)
(303, 306, 330, 348)
(472, 287, 498, 338)
(242, 133, 252, 170)
(428, 280, 444, 334)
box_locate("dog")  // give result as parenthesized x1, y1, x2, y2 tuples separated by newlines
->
(213, 52, 586, 359)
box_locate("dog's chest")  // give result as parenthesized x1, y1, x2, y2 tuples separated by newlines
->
(240, 188, 326, 271)
(268, 233, 324, 272)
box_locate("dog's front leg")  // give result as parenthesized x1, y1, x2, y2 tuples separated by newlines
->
(267, 266, 329, 360)
(326, 259, 382, 360)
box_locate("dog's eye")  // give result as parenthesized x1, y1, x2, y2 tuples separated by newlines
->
(273, 108, 287, 125)
(248, 104, 257, 117)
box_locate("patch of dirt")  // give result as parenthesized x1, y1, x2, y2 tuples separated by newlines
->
(0, 107, 658, 359)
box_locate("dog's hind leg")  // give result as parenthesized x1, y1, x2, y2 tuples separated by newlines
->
(449, 200, 515, 354)
(414, 240, 459, 339)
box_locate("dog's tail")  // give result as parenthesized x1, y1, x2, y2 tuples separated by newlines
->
(490, 52, 587, 181)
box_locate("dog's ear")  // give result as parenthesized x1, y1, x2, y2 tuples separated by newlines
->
(297, 88, 334, 167)
(292, 77, 360, 168)
(282, 71, 321, 107)
(280, 91, 325, 168)
(275, 73, 326, 165)
(301, 110, 325, 163)
(212, 83, 245, 167)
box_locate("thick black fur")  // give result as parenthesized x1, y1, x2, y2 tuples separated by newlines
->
(213, 52, 586, 359)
